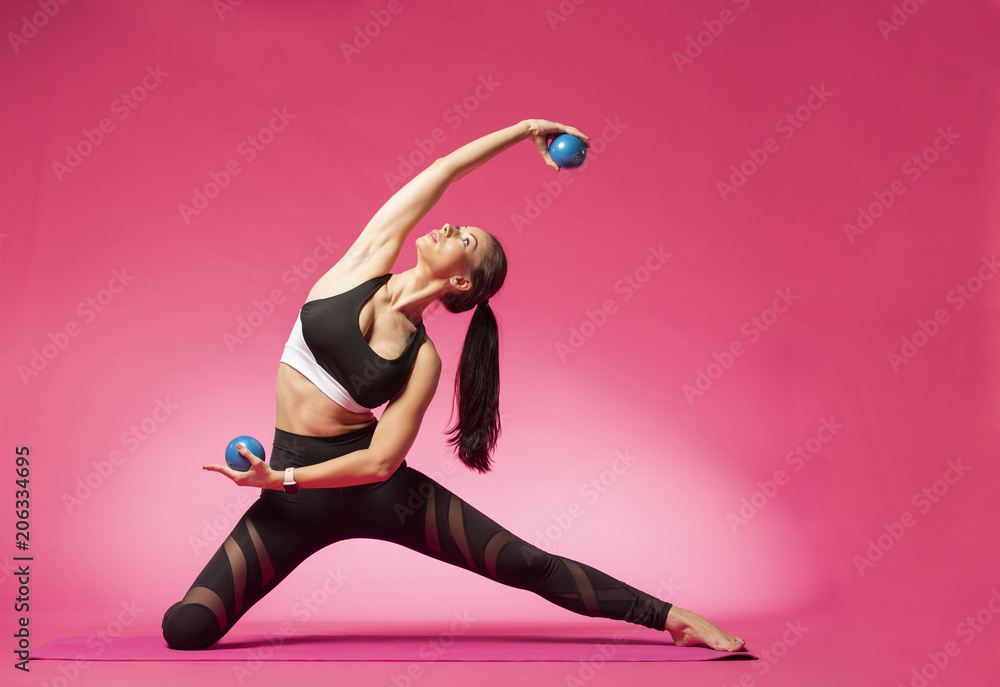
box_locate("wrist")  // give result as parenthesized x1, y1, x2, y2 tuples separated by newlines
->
(268, 467, 284, 490)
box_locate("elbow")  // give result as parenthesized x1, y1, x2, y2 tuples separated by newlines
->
(429, 157, 456, 183)
(371, 455, 400, 482)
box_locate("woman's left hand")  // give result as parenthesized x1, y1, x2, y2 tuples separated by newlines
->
(525, 119, 590, 170)
(203, 443, 279, 489)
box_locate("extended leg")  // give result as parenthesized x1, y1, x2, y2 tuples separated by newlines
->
(344, 465, 671, 631)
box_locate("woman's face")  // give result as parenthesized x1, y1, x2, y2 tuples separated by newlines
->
(417, 222, 490, 291)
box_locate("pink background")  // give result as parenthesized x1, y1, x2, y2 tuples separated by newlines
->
(2, 0, 999, 685)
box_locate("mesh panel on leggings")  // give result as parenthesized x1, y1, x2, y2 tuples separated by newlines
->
(163, 426, 672, 650)
(177, 586, 226, 632)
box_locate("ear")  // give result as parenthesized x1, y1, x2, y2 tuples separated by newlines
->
(449, 274, 472, 293)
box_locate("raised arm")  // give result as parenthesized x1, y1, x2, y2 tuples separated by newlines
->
(338, 119, 589, 277)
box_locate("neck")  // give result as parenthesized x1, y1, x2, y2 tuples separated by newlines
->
(384, 266, 452, 324)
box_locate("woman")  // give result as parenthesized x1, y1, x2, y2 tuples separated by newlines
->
(161, 119, 746, 653)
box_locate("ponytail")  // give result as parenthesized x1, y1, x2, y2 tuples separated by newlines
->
(446, 301, 500, 472)
(439, 231, 507, 473)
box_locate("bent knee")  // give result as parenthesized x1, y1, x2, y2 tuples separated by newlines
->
(162, 602, 223, 650)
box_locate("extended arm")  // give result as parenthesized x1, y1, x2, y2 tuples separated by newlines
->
(337, 119, 589, 277)
(203, 340, 442, 489)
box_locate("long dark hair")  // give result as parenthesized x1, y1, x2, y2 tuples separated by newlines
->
(439, 232, 507, 473)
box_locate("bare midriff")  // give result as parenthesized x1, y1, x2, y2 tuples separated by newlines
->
(275, 362, 376, 437)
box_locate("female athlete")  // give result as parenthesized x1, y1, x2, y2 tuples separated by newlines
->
(161, 118, 746, 653)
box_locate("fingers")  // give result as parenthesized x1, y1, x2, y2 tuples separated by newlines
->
(236, 444, 264, 462)
(204, 462, 259, 488)
(532, 135, 560, 170)
(565, 125, 590, 146)
(529, 119, 590, 170)
(554, 123, 589, 147)
(203, 463, 237, 479)
(534, 119, 590, 143)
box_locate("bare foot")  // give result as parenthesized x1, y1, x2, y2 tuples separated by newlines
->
(664, 606, 747, 652)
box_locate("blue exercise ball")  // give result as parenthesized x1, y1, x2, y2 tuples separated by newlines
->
(548, 134, 587, 169)
(225, 435, 264, 472)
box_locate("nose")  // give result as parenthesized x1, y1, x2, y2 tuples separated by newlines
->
(443, 223, 454, 237)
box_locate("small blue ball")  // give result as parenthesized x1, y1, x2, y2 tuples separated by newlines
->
(548, 134, 587, 169)
(225, 435, 264, 472)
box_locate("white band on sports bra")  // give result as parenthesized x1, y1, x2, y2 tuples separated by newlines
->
(279, 312, 371, 414)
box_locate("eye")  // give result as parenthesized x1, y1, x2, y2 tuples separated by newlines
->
(463, 237, 470, 247)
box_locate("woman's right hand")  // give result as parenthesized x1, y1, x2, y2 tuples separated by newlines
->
(203, 443, 281, 490)
(525, 119, 590, 170)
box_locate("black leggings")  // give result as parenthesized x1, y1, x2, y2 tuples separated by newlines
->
(162, 424, 671, 649)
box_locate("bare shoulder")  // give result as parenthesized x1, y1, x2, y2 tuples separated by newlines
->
(304, 244, 389, 302)
(413, 336, 442, 380)
(383, 336, 441, 411)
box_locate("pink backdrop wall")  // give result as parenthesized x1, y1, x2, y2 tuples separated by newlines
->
(2, 0, 998, 684)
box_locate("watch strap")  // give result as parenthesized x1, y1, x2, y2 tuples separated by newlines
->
(283, 467, 298, 494)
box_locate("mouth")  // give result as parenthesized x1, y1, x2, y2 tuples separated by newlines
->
(430, 230, 438, 243)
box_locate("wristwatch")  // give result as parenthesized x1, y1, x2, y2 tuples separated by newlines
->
(283, 467, 299, 494)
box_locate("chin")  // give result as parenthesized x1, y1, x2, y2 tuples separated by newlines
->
(413, 243, 433, 270)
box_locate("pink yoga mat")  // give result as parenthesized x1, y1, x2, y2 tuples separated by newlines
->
(32, 634, 757, 662)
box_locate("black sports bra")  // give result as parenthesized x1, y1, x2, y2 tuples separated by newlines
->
(282, 273, 425, 410)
